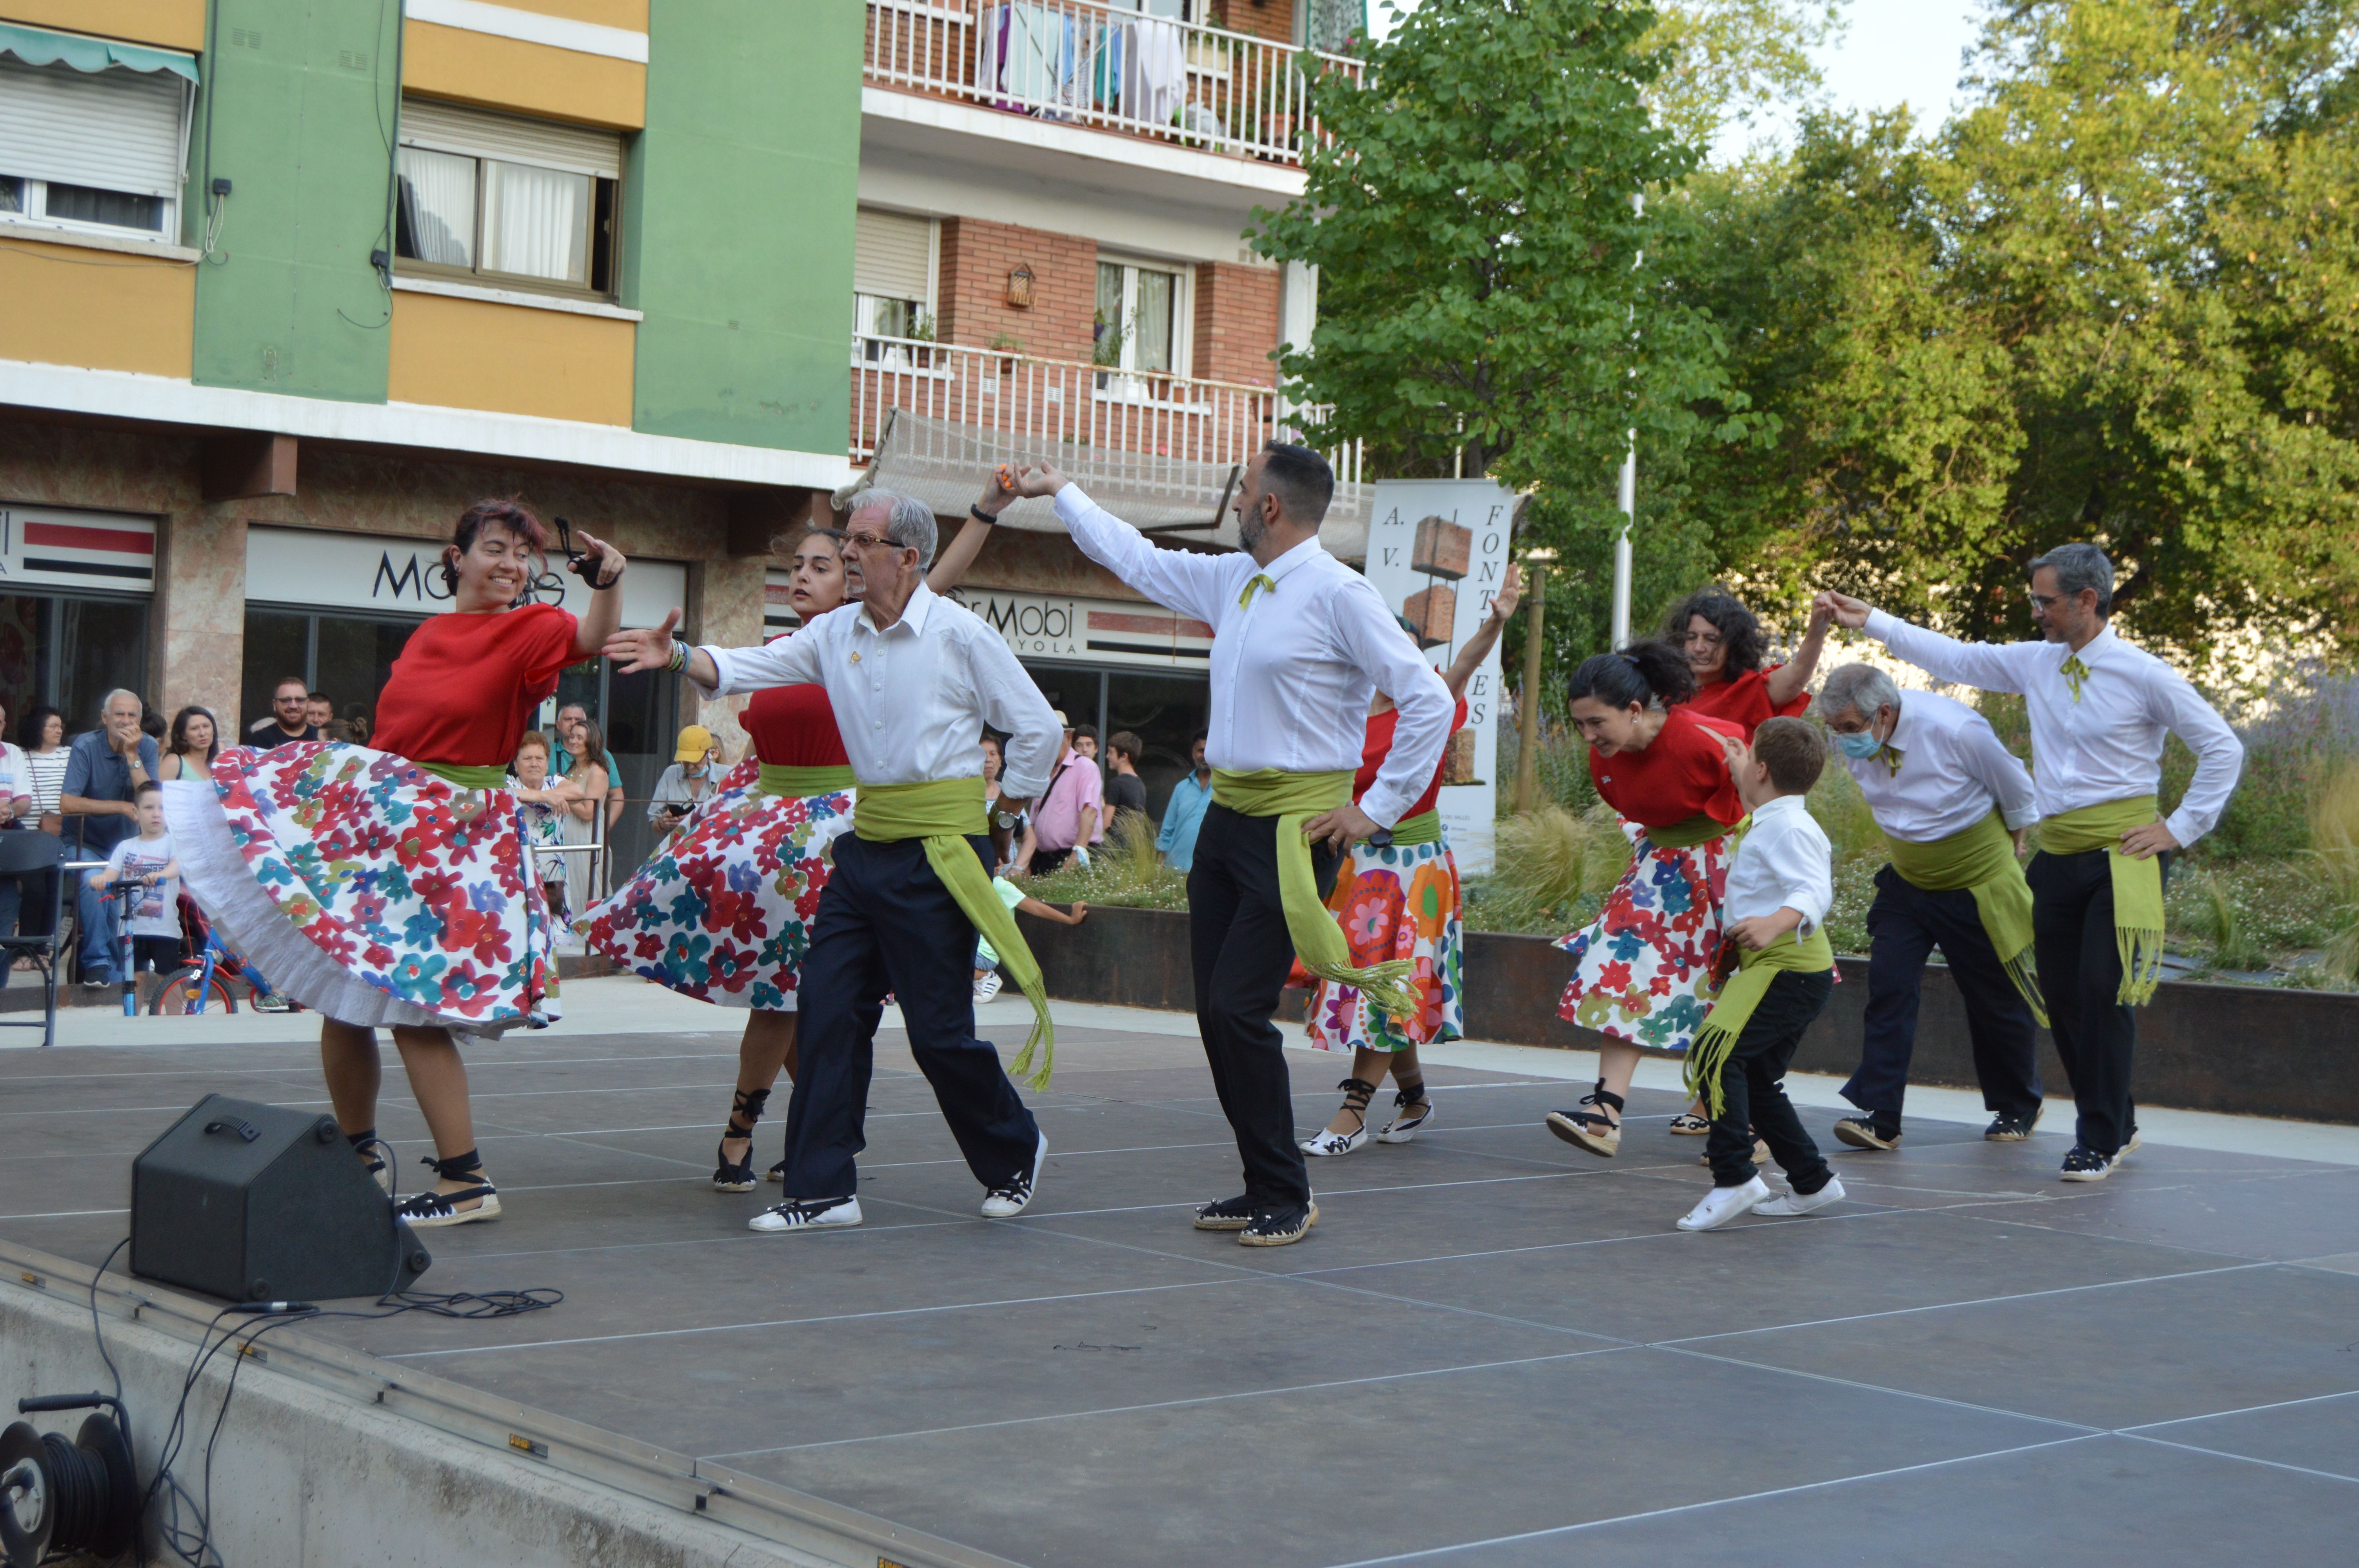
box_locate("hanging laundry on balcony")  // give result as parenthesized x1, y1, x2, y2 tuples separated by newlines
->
(1121, 15, 1185, 130)
(978, 4, 1082, 118)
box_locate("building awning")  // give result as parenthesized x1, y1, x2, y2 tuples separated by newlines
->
(838, 410, 1370, 561)
(0, 22, 199, 84)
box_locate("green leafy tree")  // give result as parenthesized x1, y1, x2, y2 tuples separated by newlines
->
(1644, 0, 1845, 153)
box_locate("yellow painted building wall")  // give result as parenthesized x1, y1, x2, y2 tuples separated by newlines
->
(402, 20, 646, 129)
(387, 292, 635, 426)
(488, 0, 648, 27)
(0, 0, 205, 51)
(0, 238, 193, 377)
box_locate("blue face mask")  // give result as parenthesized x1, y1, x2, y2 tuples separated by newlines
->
(1834, 728, 1884, 760)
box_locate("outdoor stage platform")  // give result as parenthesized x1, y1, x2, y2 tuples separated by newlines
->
(2, 992, 2356, 1566)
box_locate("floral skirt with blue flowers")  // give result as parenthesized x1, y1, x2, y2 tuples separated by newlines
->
(162, 743, 560, 1038)
(578, 759, 853, 1011)
(1552, 826, 1732, 1055)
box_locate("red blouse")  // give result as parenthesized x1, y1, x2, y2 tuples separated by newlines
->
(740, 635, 851, 768)
(1354, 695, 1470, 820)
(1588, 705, 1745, 829)
(371, 604, 578, 767)
(1686, 665, 1808, 739)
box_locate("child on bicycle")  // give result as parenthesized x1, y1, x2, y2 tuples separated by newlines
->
(88, 780, 184, 999)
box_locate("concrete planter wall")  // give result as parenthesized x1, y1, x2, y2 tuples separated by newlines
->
(1018, 905, 2359, 1125)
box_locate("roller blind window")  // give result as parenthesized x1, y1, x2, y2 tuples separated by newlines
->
(853, 208, 934, 349)
(395, 96, 621, 297)
(0, 54, 188, 240)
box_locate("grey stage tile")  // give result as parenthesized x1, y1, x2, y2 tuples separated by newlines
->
(728, 1344, 2064, 1568)
(1389, 1433, 2359, 1568)
(2132, 1389, 2359, 1483)
(1697, 1261, 2359, 1430)
(1311, 1207, 2251, 1343)
(380, 1265, 1594, 1458)
(1976, 1166, 2359, 1263)
(2302, 1251, 2359, 1276)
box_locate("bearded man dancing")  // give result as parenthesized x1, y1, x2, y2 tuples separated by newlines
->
(1819, 543, 2243, 1182)
(1010, 445, 1452, 1245)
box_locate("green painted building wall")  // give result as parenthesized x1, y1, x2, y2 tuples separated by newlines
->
(191, 0, 399, 403)
(625, 0, 860, 453)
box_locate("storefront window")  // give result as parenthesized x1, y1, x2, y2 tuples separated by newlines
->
(0, 592, 151, 742)
(240, 607, 420, 743)
(551, 657, 676, 882)
(1018, 662, 1209, 822)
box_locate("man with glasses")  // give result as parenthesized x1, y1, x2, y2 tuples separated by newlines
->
(605, 486, 1061, 1234)
(1818, 543, 2244, 1183)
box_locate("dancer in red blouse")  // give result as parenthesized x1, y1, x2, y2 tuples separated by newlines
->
(1665, 588, 1833, 739)
(582, 511, 995, 1191)
(165, 500, 626, 1227)
(1541, 641, 1748, 1157)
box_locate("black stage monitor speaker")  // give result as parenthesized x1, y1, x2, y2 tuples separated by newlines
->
(131, 1094, 431, 1302)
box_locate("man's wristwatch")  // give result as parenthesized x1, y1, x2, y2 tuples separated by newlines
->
(993, 809, 1021, 830)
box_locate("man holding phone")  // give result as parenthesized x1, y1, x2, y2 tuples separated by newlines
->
(647, 724, 720, 835)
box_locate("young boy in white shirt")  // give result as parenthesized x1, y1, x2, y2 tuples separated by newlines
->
(1678, 717, 1846, 1232)
(972, 877, 1087, 1003)
(88, 781, 183, 994)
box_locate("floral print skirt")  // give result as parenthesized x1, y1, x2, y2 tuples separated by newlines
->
(579, 759, 852, 1011)
(162, 744, 559, 1037)
(1553, 828, 1732, 1055)
(1304, 834, 1465, 1054)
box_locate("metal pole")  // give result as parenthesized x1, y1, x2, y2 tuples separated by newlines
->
(1611, 432, 1634, 647)
(1513, 562, 1548, 813)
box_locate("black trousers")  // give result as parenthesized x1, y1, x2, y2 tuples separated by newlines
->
(2027, 847, 2168, 1157)
(1187, 803, 1339, 1211)
(1843, 864, 2043, 1128)
(775, 832, 1040, 1200)
(1707, 967, 1836, 1191)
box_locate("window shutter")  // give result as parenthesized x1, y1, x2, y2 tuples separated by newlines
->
(0, 56, 185, 197)
(400, 96, 622, 179)
(854, 208, 932, 302)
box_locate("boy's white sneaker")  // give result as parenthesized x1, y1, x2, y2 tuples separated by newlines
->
(1677, 1176, 1770, 1232)
(1755, 1175, 1845, 1216)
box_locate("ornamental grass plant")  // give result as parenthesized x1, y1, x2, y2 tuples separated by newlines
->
(1020, 811, 1190, 913)
(2310, 758, 2359, 984)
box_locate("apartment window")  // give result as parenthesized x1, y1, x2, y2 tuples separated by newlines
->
(395, 97, 622, 296)
(1096, 258, 1188, 377)
(0, 53, 192, 240)
(853, 207, 937, 354)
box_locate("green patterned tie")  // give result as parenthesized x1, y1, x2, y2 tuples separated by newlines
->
(1879, 744, 1904, 777)
(1239, 573, 1277, 608)
(2060, 653, 2090, 702)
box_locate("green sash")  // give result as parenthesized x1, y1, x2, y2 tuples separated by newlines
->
(1211, 768, 1421, 1023)
(755, 763, 857, 798)
(414, 760, 510, 790)
(1386, 809, 1445, 847)
(1885, 811, 2046, 1025)
(1684, 928, 1836, 1119)
(1643, 812, 1738, 851)
(855, 777, 1054, 1087)
(2034, 794, 2166, 1007)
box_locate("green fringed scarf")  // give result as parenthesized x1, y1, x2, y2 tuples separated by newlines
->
(1685, 928, 1836, 1120)
(2036, 794, 2167, 1007)
(1885, 810, 2046, 1025)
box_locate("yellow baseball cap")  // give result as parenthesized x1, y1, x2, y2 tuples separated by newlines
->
(674, 724, 716, 762)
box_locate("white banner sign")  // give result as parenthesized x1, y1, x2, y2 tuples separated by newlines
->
(1361, 479, 1517, 874)
(246, 526, 687, 630)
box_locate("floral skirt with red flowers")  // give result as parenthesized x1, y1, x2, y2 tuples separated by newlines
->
(1303, 833, 1465, 1054)
(578, 759, 852, 1011)
(162, 744, 560, 1038)
(1553, 827, 1732, 1055)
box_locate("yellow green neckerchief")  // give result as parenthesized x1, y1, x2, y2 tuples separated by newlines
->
(853, 777, 1054, 1087)
(2035, 794, 2167, 1007)
(1210, 768, 1422, 1024)
(1685, 926, 1835, 1119)
(754, 763, 858, 797)
(1885, 810, 2046, 1024)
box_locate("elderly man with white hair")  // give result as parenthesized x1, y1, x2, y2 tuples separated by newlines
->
(607, 486, 1063, 1233)
(1814, 662, 2045, 1152)
(1819, 542, 2244, 1183)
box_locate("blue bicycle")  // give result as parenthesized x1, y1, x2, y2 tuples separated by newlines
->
(147, 892, 298, 1016)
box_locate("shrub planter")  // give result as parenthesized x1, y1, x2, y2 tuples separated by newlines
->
(1017, 906, 2359, 1125)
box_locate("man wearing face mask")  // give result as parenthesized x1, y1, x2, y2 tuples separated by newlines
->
(1814, 664, 2045, 1152)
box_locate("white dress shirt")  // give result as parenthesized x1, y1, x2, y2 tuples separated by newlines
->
(1844, 689, 2040, 843)
(698, 581, 1061, 800)
(1722, 793, 1834, 938)
(1866, 612, 2244, 848)
(1055, 483, 1452, 828)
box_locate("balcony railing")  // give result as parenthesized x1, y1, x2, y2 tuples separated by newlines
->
(864, 0, 1362, 167)
(851, 332, 1360, 488)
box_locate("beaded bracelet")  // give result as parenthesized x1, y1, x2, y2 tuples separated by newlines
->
(665, 639, 690, 674)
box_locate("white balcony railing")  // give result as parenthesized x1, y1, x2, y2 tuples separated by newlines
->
(851, 332, 1360, 484)
(864, 0, 1362, 167)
